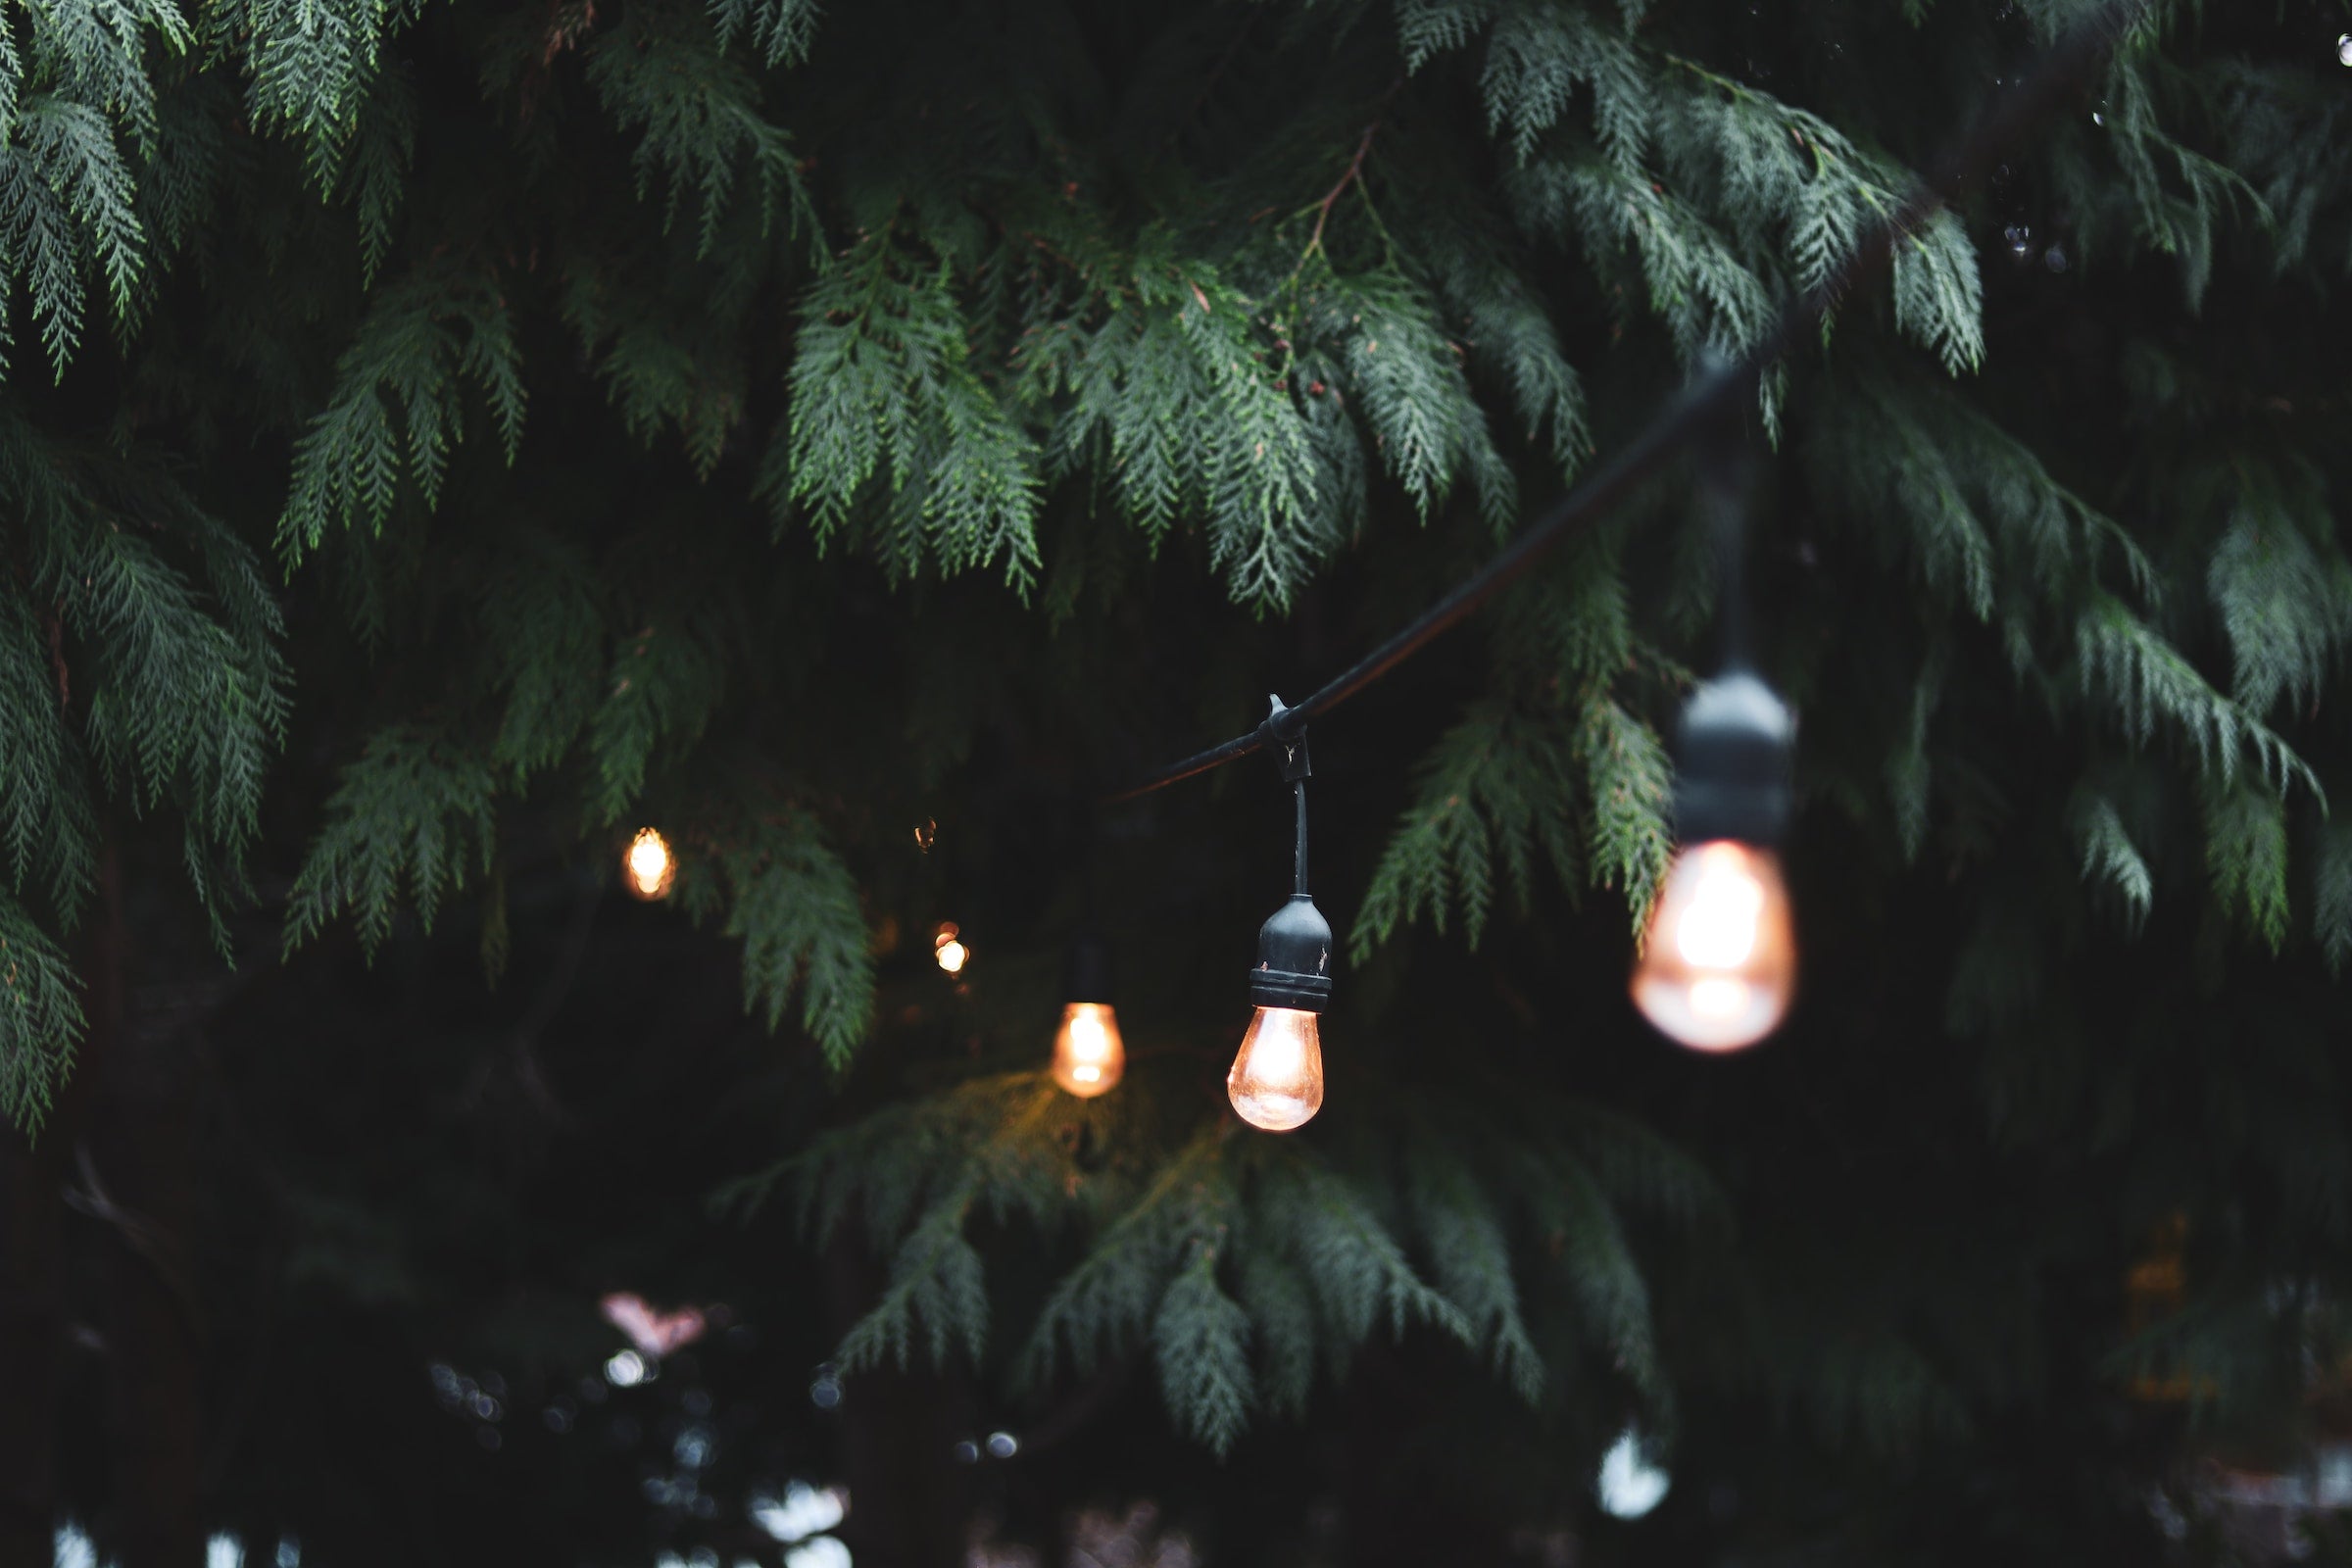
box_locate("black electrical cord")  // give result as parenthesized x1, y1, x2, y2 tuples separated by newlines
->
(1105, 0, 2146, 805)
(1293, 779, 1309, 897)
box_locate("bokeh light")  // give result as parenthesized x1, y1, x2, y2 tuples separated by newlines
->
(624, 827, 676, 901)
(1051, 1002, 1124, 1097)
(753, 1481, 848, 1544)
(1596, 1428, 1671, 1519)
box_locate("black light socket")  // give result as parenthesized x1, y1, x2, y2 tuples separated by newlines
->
(1249, 895, 1333, 1012)
(1673, 668, 1794, 845)
(1063, 931, 1114, 1005)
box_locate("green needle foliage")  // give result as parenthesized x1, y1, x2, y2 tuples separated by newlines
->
(7, 0, 2352, 1553)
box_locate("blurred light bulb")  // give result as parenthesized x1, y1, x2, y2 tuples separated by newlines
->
(1051, 1002, 1124, 1098)
(1228, 1006, 1324, 1131)
(1631, 841, 1793, 1052)
(1596, 1427, 1671, 1519)
(933, 924, 969, 975)
(624, 828, 674, 901)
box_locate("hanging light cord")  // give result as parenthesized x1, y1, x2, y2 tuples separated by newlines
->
(1106, 0, 2144, 805)
(1293, 780, 1309, 897)
(1701, 394, 1756, 672)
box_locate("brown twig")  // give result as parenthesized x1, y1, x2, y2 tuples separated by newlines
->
(1306, 121, 1381, 258)
(1303, 77, 1406, 260)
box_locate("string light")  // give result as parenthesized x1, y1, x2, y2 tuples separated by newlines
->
(1631, 787, 1797, 1051)
(933, 923, 969, 976)
(1053, 1004, 1123, 1096)
(623, 827, 675, 901)
(1051, 933, 1124, 1098)
(1229, 704, 1329, 1132)
(1076, 23, 2149, 1081)
(1229, 1001, 1322, 1131)
(1630, 410, 1797, 1052)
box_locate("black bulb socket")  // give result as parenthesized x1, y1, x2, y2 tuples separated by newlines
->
(1673, 668, 1794, 846)
(1063, 931, 1114, 1006)
(1249, 895, 1333, 1012)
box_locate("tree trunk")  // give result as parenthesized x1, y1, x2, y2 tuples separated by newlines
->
(83, 844, 206, 1568)
(0, 1118, 70, 1568)
(824, 1230, 975, 1568)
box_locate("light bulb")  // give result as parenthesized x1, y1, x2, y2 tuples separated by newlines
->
(624, 827, 674, 901)
(1050, 1002, 1124, 1098)
(1630, 840, 1794, 1052)
(1228, 1006, 1324, 1131)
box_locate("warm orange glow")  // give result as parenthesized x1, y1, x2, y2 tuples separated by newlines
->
(933, 924, 969, 975)
(2123, 1213, 2211, 1401)
(1050, 1002, 1125, 1098)
(1630, 841, 1794, 1052)
(1228, 1006, 1324, 1131)
(624, 828, 674, 901)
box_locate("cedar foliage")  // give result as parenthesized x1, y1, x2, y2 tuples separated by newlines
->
(8, 0, 2352, 1555)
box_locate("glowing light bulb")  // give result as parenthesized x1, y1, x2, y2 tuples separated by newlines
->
(933, 923, 968, 975)
(624, 828, 674, 901)
(1050, 1002, 1124, 1097)
(1228, 1006, 1324, 1131)
(1630, 841, 1794, 1052)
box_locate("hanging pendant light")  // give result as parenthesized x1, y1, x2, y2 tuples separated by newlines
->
(1229, 702, 1330, 1131)
(1631, 372, 1797, 1053)
(1631, 671, 1795, 1051)
(1051, 932, 1125, 1098)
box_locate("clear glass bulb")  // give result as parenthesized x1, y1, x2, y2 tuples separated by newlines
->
(1051, 1002, 1125, 1098)
(1228, 1006, 1324, 1131)
(1630, 841, 1794, 1052)
(624, 827, 674, 901)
